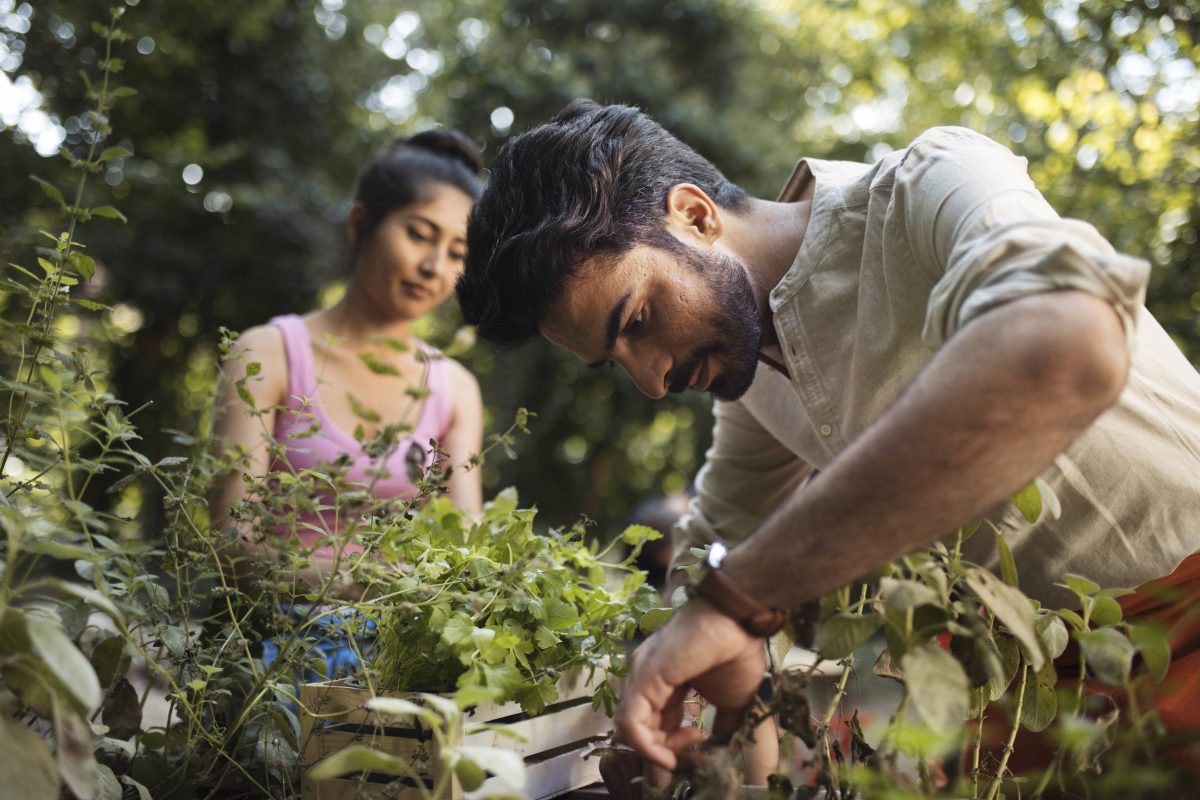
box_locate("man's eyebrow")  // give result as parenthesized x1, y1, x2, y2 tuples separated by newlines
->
(604, 290, 632, 354)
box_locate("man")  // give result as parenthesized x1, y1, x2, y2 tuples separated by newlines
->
(457, 99, 1200, 775)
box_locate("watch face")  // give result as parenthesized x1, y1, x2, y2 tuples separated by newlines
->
(708, 541, 729, 569)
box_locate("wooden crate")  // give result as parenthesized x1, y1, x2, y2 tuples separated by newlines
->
(299, 670, 610, 800)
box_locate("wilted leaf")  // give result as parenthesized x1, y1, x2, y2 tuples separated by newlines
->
(0, 718, 60, 797)
(900, 642, 970, 735)
(102, 677, 141, 740)
(965, 568, 1044, 672)
(815, 613, 883, 660)
(873, 648, 904, 682)
(53, 693, 99, 800)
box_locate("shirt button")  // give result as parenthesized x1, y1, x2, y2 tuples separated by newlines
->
(819, 424, 832, 437)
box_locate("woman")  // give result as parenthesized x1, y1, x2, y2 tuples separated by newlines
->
(212, 129, 485, 599)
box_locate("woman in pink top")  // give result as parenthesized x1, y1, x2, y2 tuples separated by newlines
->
(212, 130, 485, 597)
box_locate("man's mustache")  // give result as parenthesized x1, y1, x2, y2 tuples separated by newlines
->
(667, 343, 720, 394)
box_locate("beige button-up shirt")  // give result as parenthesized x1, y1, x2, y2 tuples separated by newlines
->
(675, 126, 1200, 606)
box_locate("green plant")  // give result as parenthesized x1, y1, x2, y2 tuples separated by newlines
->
(364, 490, 662, 715)
(662, 482, 1186, 799)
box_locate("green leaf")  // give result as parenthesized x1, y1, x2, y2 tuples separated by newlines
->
(900, 642, 970, 734)
(1018, 677, 1058, 733)
(365, 696, 438, 725)
(68, 251, 96, 280)
(879, 577, 939, 610)
(1128, 623, 1171, 684)
(358, 351, 400, 376)
(1036, 614, 1069, 660)
(31, 176, 65, 206)
(1061, 574, 1100, 598)
(1012, 481, 1042, 523)
(815, 613, 883, 660)
(621, 524, 663, 546)
(965, 568, 1044, 672)
(46, 580, 124, 624)
(639, 607, 673, 636)
(75, 299, 108, 311)
(453, 684, 504, 710)
(308, 745, 415, 780)
(346, 392, 381, 423)
(1034, 478, 1061, 519)
(453, 755, 487, 791)
(1077, 627, 1137, 687)
(456, 746, 526, 790)
(1089, 595, 1123, 627)
(99, 146, 132, 162)
(27, 615, 102, 710)
(90, 635, 130, 690)
(994, 530, 1019, 587)
(90, 206, 128, 223)
(544, 598, 580, 632)
(441, 615, 476, 647)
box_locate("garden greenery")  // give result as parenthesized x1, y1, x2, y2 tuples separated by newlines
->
(0, 7, 1191, 800)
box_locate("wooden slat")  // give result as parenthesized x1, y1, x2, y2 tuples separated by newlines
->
(465, 699, 611, 757)
(301, 668, 609, 800)
(525, 743, 605, 800)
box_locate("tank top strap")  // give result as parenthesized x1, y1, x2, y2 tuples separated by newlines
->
(268, 314, 316, 403)
(416, 341, 455, 440)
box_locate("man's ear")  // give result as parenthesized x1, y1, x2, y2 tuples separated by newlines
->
(346, 202, 368, 247)
(664, 184, 722, 245)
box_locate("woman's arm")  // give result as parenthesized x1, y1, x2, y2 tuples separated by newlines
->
(211, 325, 360, 596)
(440, 359, 484, 515)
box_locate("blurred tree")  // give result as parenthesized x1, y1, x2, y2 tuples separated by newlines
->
(2, 0, 1196, 537)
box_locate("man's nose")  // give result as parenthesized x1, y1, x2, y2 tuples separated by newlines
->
(624, 352, 669, 400)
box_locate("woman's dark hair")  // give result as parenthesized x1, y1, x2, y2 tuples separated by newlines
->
(352, 128, 483, 244)
(457, 99, 747, 347)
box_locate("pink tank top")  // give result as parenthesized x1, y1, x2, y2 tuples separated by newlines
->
(267, 314, 454, 552)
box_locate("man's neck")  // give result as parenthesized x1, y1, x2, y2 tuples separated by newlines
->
(723, 196, 814, 337)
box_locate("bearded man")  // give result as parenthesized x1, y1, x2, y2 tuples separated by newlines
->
(457, 99, 1200, 779)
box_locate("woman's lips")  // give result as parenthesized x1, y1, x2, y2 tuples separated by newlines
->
(402, 281, 433, 300)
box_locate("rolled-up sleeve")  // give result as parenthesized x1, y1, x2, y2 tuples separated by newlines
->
(671, 398, 815, 572)
(897, 127, 1150, 350)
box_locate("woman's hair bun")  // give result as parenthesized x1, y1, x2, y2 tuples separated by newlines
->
(398, 129, 484, 176)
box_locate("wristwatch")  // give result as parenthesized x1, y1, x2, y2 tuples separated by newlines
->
(690, 542, 789, 638)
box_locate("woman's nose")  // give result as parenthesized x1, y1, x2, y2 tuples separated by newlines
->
(417, 249, 443, 278)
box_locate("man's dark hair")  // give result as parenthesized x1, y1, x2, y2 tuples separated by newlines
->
(457, 99, 748, 346)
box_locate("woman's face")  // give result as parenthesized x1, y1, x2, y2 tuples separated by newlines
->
(350, 183, 473, 322)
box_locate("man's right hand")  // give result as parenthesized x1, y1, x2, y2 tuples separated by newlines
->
(614, 597, 767, 772)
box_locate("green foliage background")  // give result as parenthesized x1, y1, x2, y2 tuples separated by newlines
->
(3, 0, 1198, 534)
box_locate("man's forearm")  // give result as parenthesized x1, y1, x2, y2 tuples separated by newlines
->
(723, 290, 1130, 608)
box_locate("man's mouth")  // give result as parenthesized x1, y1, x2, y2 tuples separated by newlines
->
(689, 357, 710, 392)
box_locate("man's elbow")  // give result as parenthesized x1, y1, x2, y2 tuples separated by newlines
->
(1018, 291, 1130, 415)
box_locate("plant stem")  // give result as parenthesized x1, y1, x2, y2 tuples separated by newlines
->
(984, 663, 1028, 800)
(970, 688, 986, 800)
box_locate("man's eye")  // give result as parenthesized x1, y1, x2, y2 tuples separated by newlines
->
(629, 309, 645, 332)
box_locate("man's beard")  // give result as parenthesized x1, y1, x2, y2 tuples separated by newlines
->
(665, 246, 763, 402)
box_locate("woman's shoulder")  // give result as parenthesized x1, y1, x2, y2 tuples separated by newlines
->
(223, 322, 289, 404)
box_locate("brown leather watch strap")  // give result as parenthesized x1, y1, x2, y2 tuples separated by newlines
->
(693, 564, 789, 638)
